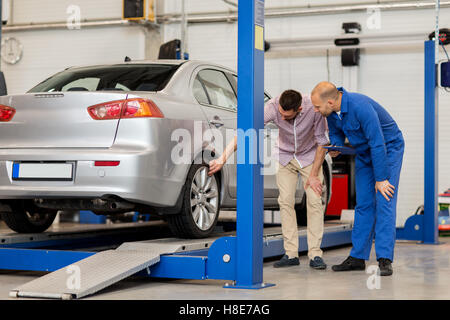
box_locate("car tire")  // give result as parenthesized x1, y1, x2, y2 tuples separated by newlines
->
(167, 164, 220, 239)
(1, 201, 58, 233)
(295, 167, 330, 227)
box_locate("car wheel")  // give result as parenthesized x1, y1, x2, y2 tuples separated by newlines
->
(167, 164, 220, 238)
(1, 201, 57, 233)
(295, 167, 329, 226)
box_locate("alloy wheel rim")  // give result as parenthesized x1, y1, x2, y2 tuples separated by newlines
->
(190, 167, 219, 231)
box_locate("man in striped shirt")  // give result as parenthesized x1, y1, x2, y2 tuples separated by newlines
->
(209, 89, 330, 269)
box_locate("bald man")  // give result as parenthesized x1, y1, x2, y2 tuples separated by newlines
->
(311, 82, 404, 276)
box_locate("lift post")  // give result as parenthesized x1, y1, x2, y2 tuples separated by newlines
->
(396, 40, 440, 244)
(230, 0, 271, 290)
(423, 39, 440, 244)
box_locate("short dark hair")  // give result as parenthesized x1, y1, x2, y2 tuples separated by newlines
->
(279, 90, 302, 112)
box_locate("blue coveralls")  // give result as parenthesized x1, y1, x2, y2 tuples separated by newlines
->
(327, 88, 404, 261)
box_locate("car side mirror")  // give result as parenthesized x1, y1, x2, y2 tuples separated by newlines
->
(0, 72, 7, 96)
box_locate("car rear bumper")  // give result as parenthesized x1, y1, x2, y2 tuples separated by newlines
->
(0, 147, 187, 208)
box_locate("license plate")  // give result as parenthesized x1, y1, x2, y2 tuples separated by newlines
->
(12, 162, 74, 181)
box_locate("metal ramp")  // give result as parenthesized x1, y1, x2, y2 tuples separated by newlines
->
(9, 239, 214, 300)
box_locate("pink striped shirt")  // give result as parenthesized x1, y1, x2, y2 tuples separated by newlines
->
(264, 94, 329, 167)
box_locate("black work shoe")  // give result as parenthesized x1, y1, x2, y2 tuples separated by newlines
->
(309, 256, 327, 270)
(273, 255, 300, 268)
(331, 256, 366, 272)
(378, 258, 393, 276)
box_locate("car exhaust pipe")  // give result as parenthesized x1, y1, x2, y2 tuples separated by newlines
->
(34, 198, 135, 213)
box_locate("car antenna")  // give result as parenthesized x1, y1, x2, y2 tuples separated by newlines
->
(124, 56, 131, 62)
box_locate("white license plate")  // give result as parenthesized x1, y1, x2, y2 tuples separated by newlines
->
(12, 162, 74, 181)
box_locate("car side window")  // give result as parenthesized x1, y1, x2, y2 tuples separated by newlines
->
(193, 77, 210, 105)
(114, 83, 130, 91)
(198, 69, 237, 111)
(61, 77, 100, 92)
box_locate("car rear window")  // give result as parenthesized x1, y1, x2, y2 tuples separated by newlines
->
(28, 64, 182, 93)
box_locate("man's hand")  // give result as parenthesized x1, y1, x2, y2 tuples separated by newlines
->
(305, 175, 322, 196)
(328, 151, 341, 158)
(208, 158, 225, 176)
(375, 180, 395, 201)
(208, 136, 237, 176)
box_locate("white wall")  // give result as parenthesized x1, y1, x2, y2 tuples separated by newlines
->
(162, 1, 450, 227)
(2, 0, 146, 94)
(3, 27, 146, 95)
(10, 0, 122, 24)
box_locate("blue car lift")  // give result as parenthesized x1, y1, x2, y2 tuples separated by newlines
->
(396, 38, 441, 244)
(1, 223, 352, 299)
(0, 0, 354, 299)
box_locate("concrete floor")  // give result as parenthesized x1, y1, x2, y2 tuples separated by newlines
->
(0, 231, 449, 300)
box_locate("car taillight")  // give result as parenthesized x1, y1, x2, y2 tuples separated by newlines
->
(0, 105, 16, 122)
(94, 161, 120, 167)
(122, 98, 164, 119)
(87, 98, 164, 120)
(87, 100, 123, 120)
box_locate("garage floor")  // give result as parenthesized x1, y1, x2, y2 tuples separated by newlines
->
(0, 218, 449, 300)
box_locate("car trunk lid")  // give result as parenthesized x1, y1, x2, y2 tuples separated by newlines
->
(0, 92, 128, 148)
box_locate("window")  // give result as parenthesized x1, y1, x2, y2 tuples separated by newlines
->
(115, 83, 130, 91)
(28, 64, 181, 93)
(193, 77, 209, 105)
(197, 69, 237, 110)
(62, 77, 100, 92)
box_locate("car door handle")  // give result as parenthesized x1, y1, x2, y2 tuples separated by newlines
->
(210, 119, 224, 128)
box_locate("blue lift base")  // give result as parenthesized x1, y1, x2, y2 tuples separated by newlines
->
(0, 223, 352, 297)
(396, 214, 424, 241)
(396, 214, 443, 244)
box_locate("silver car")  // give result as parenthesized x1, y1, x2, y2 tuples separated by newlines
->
(0, 60, 332, 238)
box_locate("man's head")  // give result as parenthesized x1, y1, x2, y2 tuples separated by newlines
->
(311, 82, 341, 117)
(278, 90, 302, 120)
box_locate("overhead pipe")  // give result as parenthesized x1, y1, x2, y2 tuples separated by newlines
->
(159, 1, 450, 24)
(268, 31, 429, 47)
(2, 19, 157, 32)
(265, 31, 430, 56)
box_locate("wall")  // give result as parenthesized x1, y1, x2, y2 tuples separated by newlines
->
(2, 0, 150, 94)
(162, 0, 450, 227)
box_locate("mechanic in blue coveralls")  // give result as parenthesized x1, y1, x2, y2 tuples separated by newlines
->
(311, 82, 404, 276)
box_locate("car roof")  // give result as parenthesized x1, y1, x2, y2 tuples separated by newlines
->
(65, 60, 236, 73)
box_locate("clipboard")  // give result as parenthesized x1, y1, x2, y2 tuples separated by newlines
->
(323, 146, 356, 155)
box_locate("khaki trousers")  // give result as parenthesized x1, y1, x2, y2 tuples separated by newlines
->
(276, 159, 324, 260)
